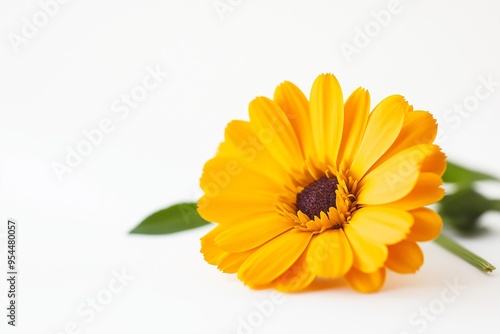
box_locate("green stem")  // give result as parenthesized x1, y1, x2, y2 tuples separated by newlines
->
(492, 200, 500, 212)
(434, 234, 496, 272)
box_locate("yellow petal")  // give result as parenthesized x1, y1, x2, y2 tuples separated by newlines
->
(384, 173, 444, 210)
(198, 193, 276, 225)
(309, 73, 344, 167)
(214, 214, 292, 253)
(238, 230, 312, 287)
(344, 224, 388, 272)
(348, 207, 413, 245)
(306, 229, 353, 279)
(344, 267, 386, 293)
(248, 97, 303, 172)
(274, 81, 316, 159)
(338, 87, 370, 165)
(200, 225, 225, 265)
(220, 120, 288, 182)
(198, 153, 284, 223)
(406, 208, 443, 242)
(385, 241, 424, 274)
(421, 147, 447, 176)
(217, 248, 256, 273)
(350, 95, 407, 180)
(200, 156, 283, 197)
(274, 245, 315, 292)
(370, 111, 438, 171)
(358, 144, 439, 205)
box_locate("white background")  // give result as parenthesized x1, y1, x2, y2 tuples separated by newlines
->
(1, 0, 500, 333)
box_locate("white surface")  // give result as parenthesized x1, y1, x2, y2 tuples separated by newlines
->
(1, 1, 500, 333)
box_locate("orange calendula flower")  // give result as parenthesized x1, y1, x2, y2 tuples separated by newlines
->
(198, 73, 446, 293)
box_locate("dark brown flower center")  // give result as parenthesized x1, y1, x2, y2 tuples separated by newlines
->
(296, 176, 338, 219)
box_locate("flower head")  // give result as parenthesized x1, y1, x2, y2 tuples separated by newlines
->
(198, 73, 446, 293)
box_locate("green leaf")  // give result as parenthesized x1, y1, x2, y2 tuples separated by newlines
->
(438, 188, 494, 233)
(443, 161, 499, 186)
(130, 202, 210, 235)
